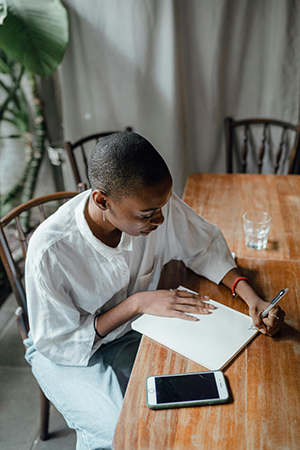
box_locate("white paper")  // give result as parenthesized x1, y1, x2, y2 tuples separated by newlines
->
(131, 286, 258, 370)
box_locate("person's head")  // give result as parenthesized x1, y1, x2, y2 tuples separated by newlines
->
(88, 131, 171, 200)
(88, 131, 173, 236)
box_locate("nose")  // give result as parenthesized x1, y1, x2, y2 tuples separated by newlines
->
(150, 209, 164, 226)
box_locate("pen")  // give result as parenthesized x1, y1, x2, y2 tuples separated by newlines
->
(260, 288, 289, 319)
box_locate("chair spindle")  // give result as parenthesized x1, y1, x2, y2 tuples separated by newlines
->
(242, 125, 249, 173)
(274, 127, 287, 174)
(257, 123, 267, 174)
(224, 117, 300, 174)
(80, 144, 89, 183)
(39, 204, 46, 222)
(15, 216, 28, 260)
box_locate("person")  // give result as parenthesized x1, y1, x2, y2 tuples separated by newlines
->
(24, 131, 285, 450)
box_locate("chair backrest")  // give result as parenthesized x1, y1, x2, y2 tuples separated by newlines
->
(65, 126, 133, 187)
(0, 191, 79, 326)
(224, 117, 300, 174)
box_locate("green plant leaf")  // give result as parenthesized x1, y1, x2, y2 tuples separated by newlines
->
(0, 61, 9, 73)
(0, 0, 69, 78)
(2, 115, 27, 133)
(0, 57, 10, 73)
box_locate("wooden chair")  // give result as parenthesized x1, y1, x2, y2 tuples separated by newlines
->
(0, 191, 79, 440)
(224, 117, 300, 174)
(65, 126, 133, 188)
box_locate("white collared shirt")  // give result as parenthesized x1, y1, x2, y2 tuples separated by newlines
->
(25, 190, 236, 366)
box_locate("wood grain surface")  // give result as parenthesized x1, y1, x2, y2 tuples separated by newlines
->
(183, 173, 300, 260)
(113, 174, 300, 450)
(113, 259, 300, 450)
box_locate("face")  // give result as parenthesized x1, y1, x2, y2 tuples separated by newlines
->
(105, 175, 173, 236)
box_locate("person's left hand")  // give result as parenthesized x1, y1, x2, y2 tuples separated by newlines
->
(249, 297, 285, 336)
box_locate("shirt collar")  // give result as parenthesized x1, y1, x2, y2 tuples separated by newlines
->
(75, 190, 133, 260)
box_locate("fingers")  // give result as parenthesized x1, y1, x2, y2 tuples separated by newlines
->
(253, 305, 285, 336)
(252, 317, 267, 334)
(171, 310, 201, 322)
(170, 289, 215, 314)
(140, 289, 215, 320)
(263, 306, 285, 336)
(171, 288, 213, 305)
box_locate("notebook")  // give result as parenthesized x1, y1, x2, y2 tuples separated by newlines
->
(131, 286, 258, 370)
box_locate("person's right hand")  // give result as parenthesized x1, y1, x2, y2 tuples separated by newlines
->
(248, 297, 285, 336)
(135, 289, 215, 321)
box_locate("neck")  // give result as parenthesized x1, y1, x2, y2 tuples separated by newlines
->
(84, 196, 121, 248)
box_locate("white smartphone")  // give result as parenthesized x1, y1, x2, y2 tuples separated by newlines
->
(146, 371, 229, 410)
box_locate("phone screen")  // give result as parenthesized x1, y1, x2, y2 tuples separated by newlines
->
(155, 372, 219, 404)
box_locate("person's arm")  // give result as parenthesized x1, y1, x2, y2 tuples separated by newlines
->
(221, 268, 285, 336)
(95, 289, 215, 337)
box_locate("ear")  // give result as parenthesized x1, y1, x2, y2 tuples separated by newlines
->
(91, 190, 108, 210)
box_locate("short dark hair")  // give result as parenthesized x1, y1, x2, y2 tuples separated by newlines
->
(88, 131, 171, 200)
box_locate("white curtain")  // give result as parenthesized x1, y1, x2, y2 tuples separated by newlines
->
(58, 0, 300, 195)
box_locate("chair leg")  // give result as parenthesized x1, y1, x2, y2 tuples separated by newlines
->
(39, 388, 50, 440)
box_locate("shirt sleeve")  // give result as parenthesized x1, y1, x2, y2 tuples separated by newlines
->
(163, 193, 237, 284)
(25, 250, 99, 366)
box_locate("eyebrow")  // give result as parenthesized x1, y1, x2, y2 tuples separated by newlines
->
(139, 207, 158, 212)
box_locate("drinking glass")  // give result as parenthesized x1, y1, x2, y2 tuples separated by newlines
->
(243, 211, 271, 250)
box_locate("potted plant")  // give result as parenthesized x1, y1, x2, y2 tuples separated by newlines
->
(0, 0, 69, 304)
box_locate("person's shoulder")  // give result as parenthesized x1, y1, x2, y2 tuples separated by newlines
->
(28, 190, 90, 258)
(170, 191, 183, 204)
(163, 191, 182, 211)
(164, 191, 193, 216)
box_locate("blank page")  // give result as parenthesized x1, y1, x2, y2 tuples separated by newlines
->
(131, 286, 258, 370)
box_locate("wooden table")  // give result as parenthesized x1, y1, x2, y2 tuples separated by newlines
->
(113, 174, 300, 450)
(183, 173, 300, 260)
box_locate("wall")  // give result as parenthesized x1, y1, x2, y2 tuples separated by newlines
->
(58, 0, 300, 194)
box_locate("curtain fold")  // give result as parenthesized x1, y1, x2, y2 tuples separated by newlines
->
(59, 0, 300, 194)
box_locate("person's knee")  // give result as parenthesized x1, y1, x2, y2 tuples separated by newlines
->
(30, 352, 123, 449)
